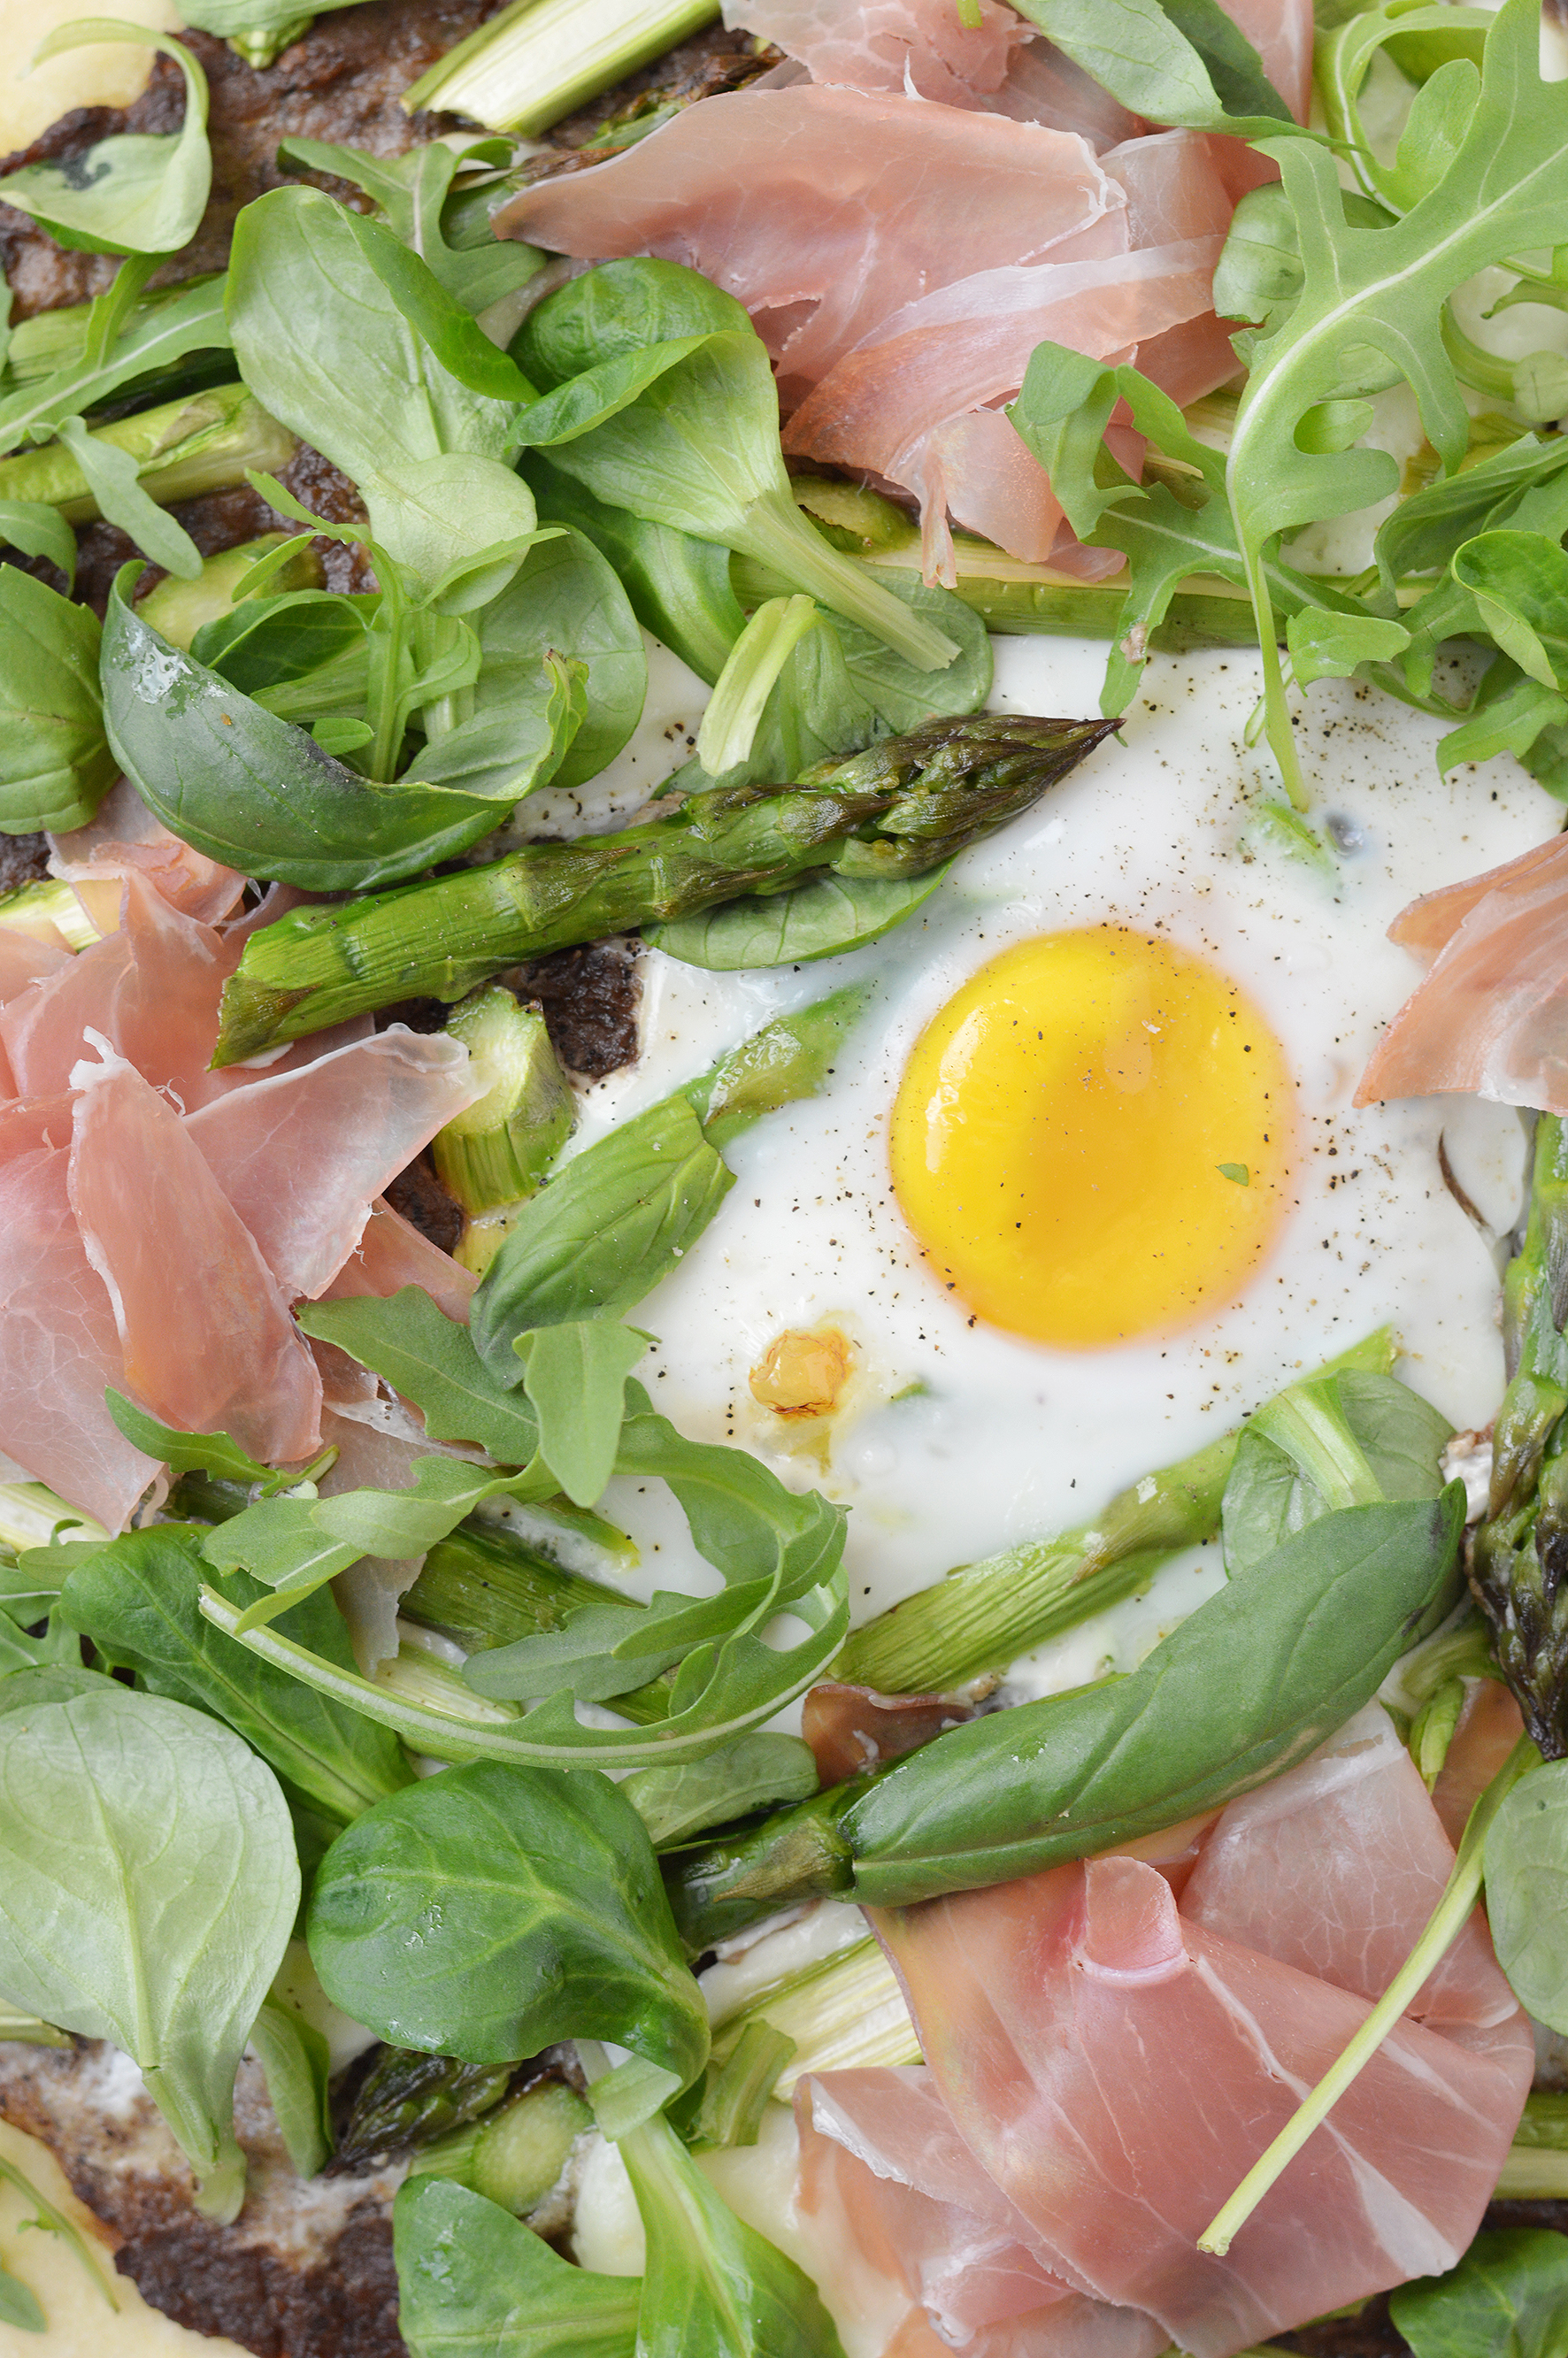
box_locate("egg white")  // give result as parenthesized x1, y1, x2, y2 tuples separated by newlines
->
(548, 631, 1556, 1701)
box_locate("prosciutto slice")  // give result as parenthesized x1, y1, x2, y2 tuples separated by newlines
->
(796, 2068, 1168, 2357)
(0, 1095, 158, 1532)
(723, 0, 1034, 110)
(1354, 829, 1568, 1113)
(66, 1043, 322, 1465)
(322, 1199, 477, 1323)
(48, 776, 247, 926)
(184, 1029, 480, 1301)
(495, 87, 1121, 395)
(869, 1707, 1532, 2357)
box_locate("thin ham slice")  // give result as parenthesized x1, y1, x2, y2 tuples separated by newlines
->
(495, 87, 1121, 395)
(0, 1095, 158, 1532)
(723, 0, 1033, 109)
(1354, 830, 1568, 1112)
(783, 236, 1226, 580)
(321, 1199, 477, 1324)
(184, 1029, 479, 1301)
(66, 1042, 321, 1464)
(1222, 0, 1314, 124)
(48, 776, 247, 926)
(795, 2067, 1167, 2357)
(871, 1709, 1532, 2357)
(1430, 1679, 1525, 1851)
(0, 932, 73, 1101)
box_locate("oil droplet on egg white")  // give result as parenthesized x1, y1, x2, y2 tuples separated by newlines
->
(555, 632, 1550, 1718)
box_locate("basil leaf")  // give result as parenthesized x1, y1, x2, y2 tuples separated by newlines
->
(1390, 2228, 1568, 2358)
(619, 2111, 846, 2358)
(622, 1733, 819, 1848)
(394, 2177, 638, 2358)
(0, 1686, 297, 2218)
(0, 25, 210, 256)
(58, 1525, 413, 1821)
(250, 1996, 333, 2179)
(847, 1493, 1464, 1903)
(514, 1320, 651, 1508)
(1485, 1760, 1568, 2032)
(471, 1096, 733, 1379)
(649, 867, 949, 971)
(1221, 1369, 1454, 1574)
(295, 1288, 542, 1464)
(308, 1760, 710, 2085)
(0, 568, 114, 835)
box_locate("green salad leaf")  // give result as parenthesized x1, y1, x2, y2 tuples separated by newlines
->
(395, 2178, 639, 2358)
(295, 1288, 543, 1464)
(1221, 1368, 1453, 1574)
(649, 868, 950, 972)
(250, 1995, 334, 2179)
(622, 1733, 820, 1849)
(276, 135, 543, 318)
(1390, 2228, 1568, 2358)
(1011, 0, 1295, 133)
(513, 1320, 652, 1508)
(0, 25, 211, 257)
(0, 567, 115, 835)
(0, 1686, 297, 2220)
(0, 274, 231, 458)
(308, 1760, 710, 2086)
(1485, 1759, 1568, 2032)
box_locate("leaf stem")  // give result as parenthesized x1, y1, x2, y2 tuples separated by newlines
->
(1196, 1733, 1537, 2256)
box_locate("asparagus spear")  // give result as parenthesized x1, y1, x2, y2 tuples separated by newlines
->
(211, 715, 1117, 1066)
(0, 384, 296, 524)
(834, 1328, 1395, 1694)
(1471, 1114, 1568, 1756)
(336, 2045, 517, 2169)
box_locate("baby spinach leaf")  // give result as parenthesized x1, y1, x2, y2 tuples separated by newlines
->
(619, 2110, 846, 2358)
(101, 572, 557, 888)
(1485, 1760, 1568, 2032)
(512, 314, 957, 676)
(0, 496, 76, 585)
(0, 567, 114, 835)
(622, 1733, 819, 1848)
(514, 1321, 652, 1508)
(848, 1492, 1464, 1903)
(204, 1456, 555, 1629)
(1009, 0, 1294, 132)
(295, 1289, 542, 1465)
(57, 1525, 412, 1821)
(227, 187, 523, 575)
(518, 257, 751, 390)
(0, 1685, 297, 2219)
(470, 1096, 733, 1379)
(0, 24, 210, 256)
(308, 1760, 710, 2086)
(458, 526, 645, 795)
(394, 2177, 639, 2358)
(1390, 2228, 1568, 2358)
(250, 1995, 333, 2179)
(649, 868, 950, 972)
(529, 457, 747, 687)
(1221, 1369, 1453, 1575)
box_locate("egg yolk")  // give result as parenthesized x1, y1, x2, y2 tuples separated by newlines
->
(889, 927, 1294, 1348)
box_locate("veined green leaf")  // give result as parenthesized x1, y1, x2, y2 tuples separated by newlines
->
(394, 2177, 638, 2358)
(0, 568, 114, 836)
(1486, 1760, 1568, 2032)
(250, 1996, 333, 2179)
(0, 1686, 297, 2219)
(1008, 0, 1295, 132)
(308, 1760, 710, 2085)
(514, 1320, 651, 1507)
(1220, 1368, 1453, 1575)
(295, 1287, 543, 1464)
(0, 23, 210, 255)
(1389, 2228, 1568, 2357)
(622, 1732, 819, 1848)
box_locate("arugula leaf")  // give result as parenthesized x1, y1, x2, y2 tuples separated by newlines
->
(308, 1760, 710, 2085)
(0, 496, 76, 586)
(1007, 0, 1295, 132)
(622, 1733, 819, 1848)
(295, 1288, 542, 1463)
(104, 1387, 326, 1490)
(617, 1388, 846, 1603)
(56, 1525, 413, 1820)
(250, 1995, 333, 2179)
(1390, 2229, 1568, 2358)
(470, 1096, 733, 1379)
(0, 24, 210, 256)
(0, 1686, 297, 2219)
(395, 2177, 639, 2358)
(649, 868, 950, 972)
(618, 2110, 847, 2358)
(1318, 5, 1490, 214)
(514, 1320, 651, 1508)
(204, 1456, 555, 1629)
(464, 1586, 768, 1708)
(1287, 608, 1410, 686)
(0, 1606, 80, 1676)
(1222, 0, 1568, 800)
(0, 567, 114, 835)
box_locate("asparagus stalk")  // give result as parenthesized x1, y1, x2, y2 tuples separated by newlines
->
(834, 1327, 1395, 1694)
(432, 989, 575, 1217)
(336, 2045, 517, 2169)
(211, 716, 1117, 1065)
(0, 384, 296, 524)
(1471, 1115, 1568, 1757)
(401, 0, 720, 132)
(0, 880, 100, 951)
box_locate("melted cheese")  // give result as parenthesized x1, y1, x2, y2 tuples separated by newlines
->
(0, 2119, 250, 2358)
(0, 0, 182, 161)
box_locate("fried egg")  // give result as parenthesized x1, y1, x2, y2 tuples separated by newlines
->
(550, 628, 1556, 1701)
